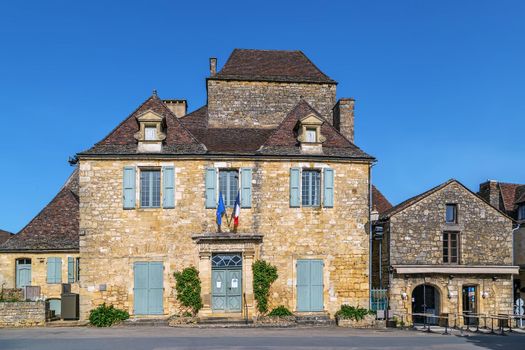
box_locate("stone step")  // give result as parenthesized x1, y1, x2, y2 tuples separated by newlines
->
(295, 313, 335, 327)
(198, 317, 253, 325)
(122, 318, 169, 327)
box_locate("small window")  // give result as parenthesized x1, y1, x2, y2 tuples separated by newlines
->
(219, 170, 239, 207)
(519, 204, 525, 221)
(144, 126, 157, 141)
(76, 258, 80, 282)
(305, 128, 317, 143)
(140, 170, 161, 207)
(302, 170, 321, 207)
(443, 232, 459, 263)
(446, 204, 457, 223)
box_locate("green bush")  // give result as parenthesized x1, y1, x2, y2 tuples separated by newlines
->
(174, 266, 203, 316)
(252, 260, 278, 314)
(335, 305, 374, 321)
(268, 305, 293, 317)
(89, 303, 129, 327)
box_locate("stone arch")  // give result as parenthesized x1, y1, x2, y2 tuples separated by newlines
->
(411, 283, 443, 325)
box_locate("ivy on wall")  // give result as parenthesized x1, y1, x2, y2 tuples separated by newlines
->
(252, 260, 278, 314)
(174, 266, 203, 316)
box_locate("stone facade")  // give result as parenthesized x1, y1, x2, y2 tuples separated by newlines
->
(0, 252, 80, 299)
(78, 158, 371, 320)
(0, 301, 45, 327)
(207, 80, 336, 128)
(375, 180, 515, 326)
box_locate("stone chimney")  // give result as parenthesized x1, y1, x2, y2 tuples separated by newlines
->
(479, 180, 501, 209)
(332, 98, 355, 143)
(163, 100, 187, 118)
(210, 57, 217, 76)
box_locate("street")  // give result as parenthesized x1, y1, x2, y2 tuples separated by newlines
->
(0, 326, 523, 350)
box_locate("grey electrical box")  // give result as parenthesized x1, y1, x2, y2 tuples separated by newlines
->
(61, 293, 79, 320)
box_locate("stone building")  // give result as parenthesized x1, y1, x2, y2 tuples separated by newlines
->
(0, 170, 80, 316)
(74, 49, 374, 320)
(373, 179, 517, 326)
(479, 181, 525, 301)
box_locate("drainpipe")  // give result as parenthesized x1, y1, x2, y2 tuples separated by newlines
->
(512, 223, 522, 304)
(368, 161, 377, 309)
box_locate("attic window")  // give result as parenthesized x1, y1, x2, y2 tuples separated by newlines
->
(305, 128, 317, 143)
(145, 126, 157, 141)
(134, 110, 166, 153)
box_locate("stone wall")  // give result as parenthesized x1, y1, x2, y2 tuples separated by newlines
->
(0, 252, 80, 299)
(78, 158, 370, 320)
(0, 301, 45, 327)
(389, 182, 513, 266)
(389, 274, 513, 327)
(207, 80, 336, 128)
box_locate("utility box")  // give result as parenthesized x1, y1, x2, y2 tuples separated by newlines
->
(61, 293, 79, 320)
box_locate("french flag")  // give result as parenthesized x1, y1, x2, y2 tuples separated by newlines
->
(232, 192, 241, 227)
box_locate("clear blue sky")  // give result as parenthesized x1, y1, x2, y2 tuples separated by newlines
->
(0, 0, 524, 232)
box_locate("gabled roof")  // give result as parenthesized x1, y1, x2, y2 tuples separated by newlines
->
(380, 179, 512, 221)
(212, 49, 336, 84)
(372, 186, 392, 214)
(79, 94, 206, 155)
(499, 182, 524, 211)
(0, 229, 13, 245)
(0, 168, 79, 252)
(516, 187, 525, 204)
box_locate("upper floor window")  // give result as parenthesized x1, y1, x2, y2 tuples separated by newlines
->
(302, 170, 321, 207)
(446, 204, 457, 223)
(519, 204, 525, 221)
(443, 232, 459, 264)
(140, 170, 161, 208)
(47, 257, 62, 284)
(219, 170, 239, 208)
(305, 128, 317, 143)
(144, 126, 157, 141)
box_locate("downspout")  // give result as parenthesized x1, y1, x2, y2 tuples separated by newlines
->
(512, 223, 522, 305)
(369, 161, 377, 309)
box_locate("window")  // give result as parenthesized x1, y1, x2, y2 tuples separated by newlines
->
(140, 170, 161, 207)
(219, 170, 239, 207)
(145, 126, 157, 141)
(47, 257, 62, 284)
(302, 170, 321, 206)
(446, 204, 457, 223)
(519, 204, 525, 221)
(305, 128, 317, 143)
(76, 257, 80, 282)
(443, 232, 459, 263)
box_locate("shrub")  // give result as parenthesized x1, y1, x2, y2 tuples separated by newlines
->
(335, 305, 374, 321)
(252, 260, 278, 314)
(268, 305, 293, 317)
(89, 303, 129, 327)
(174, 266, 203, 316)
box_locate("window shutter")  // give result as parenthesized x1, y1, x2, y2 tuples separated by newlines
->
(162, 166, 175, 208)
(47, 258, 55, 284)
(55, 258, 62, 284)
(240, 168, 252, 208)
(68, 257, 75, 283)
(290, 168, 301, 207)
(123, 167, 136, 209)
(323, 168, 334, 208)
(205, 168, 217, 209)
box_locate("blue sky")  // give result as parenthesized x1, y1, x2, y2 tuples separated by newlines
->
(0, 0, 524, 232)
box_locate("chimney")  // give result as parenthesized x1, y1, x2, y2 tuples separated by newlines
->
(163, 100, 187, 118)
(209, 57, 217, 76)
(479, 180, 501, 209)
(332, 98, 355, 143)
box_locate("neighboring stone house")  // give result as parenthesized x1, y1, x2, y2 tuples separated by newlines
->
(0, 169, 80, 314)
(371, 186, 392, 289)
(75, 49, 374, 320)
(374, 179, 517, 326)
(0, 230, 13, 245)
(479, 181, 525, 301)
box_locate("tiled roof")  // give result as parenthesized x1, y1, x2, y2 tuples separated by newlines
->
(212, 49, 336, 84)
(499, 183, 523, 211)
(516, 186, 525, 204)
(0, 169, 79, 252)
(79, 95, 206, 155)
(0, 230, 12, 245)
(372, 185, 392, 214)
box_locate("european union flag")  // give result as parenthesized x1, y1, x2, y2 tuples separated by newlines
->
(216, 192, 226, 228)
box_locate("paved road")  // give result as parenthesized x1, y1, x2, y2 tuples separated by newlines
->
(0, 326, 523, 350)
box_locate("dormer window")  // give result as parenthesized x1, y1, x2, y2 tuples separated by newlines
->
(296, 113, 326, 154)
(134, 110, 166, 153)
(145, 126, 157, 141)
(305, 128, 317, 143)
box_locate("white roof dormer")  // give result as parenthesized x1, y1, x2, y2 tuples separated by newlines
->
(134, 110, 166, 153)
(296, 113, 326, 154)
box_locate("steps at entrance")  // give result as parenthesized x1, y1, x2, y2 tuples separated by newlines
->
(295, 313, 335, 327)
(198, 317, 253, 327)
(122, 318, 169, 327)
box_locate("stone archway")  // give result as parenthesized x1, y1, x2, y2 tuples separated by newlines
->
(412, 284, 441, 325)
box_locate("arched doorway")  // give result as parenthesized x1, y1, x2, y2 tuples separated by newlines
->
(412, 284, 440, 325)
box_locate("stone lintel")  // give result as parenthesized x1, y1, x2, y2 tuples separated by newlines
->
(192, 233, 264, 244)
(393, 265, 519, 275)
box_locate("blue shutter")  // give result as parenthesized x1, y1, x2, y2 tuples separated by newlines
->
(123, 167, 136, 209)
(205, 168, 217, 209)
(55, 258, 62, 284)
(240, 168, 252, 208)
(290, 168, 301, 207)
(323, 168, 334, 208)
(296, 260, 310, 311)
(310, 260, 324, 311)
(68, 257, 75, 283)
(162, 166, 175, 208)
(47, 258, 62, 284)
(148, 262, 164, 315)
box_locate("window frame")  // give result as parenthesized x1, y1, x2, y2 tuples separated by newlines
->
(305, 128, 317, 143)
(518, 204, 525, 221)
(140, 168, 161, 208)
(445, 203, 458, 224)
(218, 169, 239, 208)
(144, 125, 157, 141)
(443, 231, 459, 264)
(301, 169, 321, 207)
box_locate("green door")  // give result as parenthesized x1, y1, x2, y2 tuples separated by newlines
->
(134, 262, 163, 315)
(211, 254, 242, 312)
(16, 259, 32, 288)
(297, 260, 324, 312)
